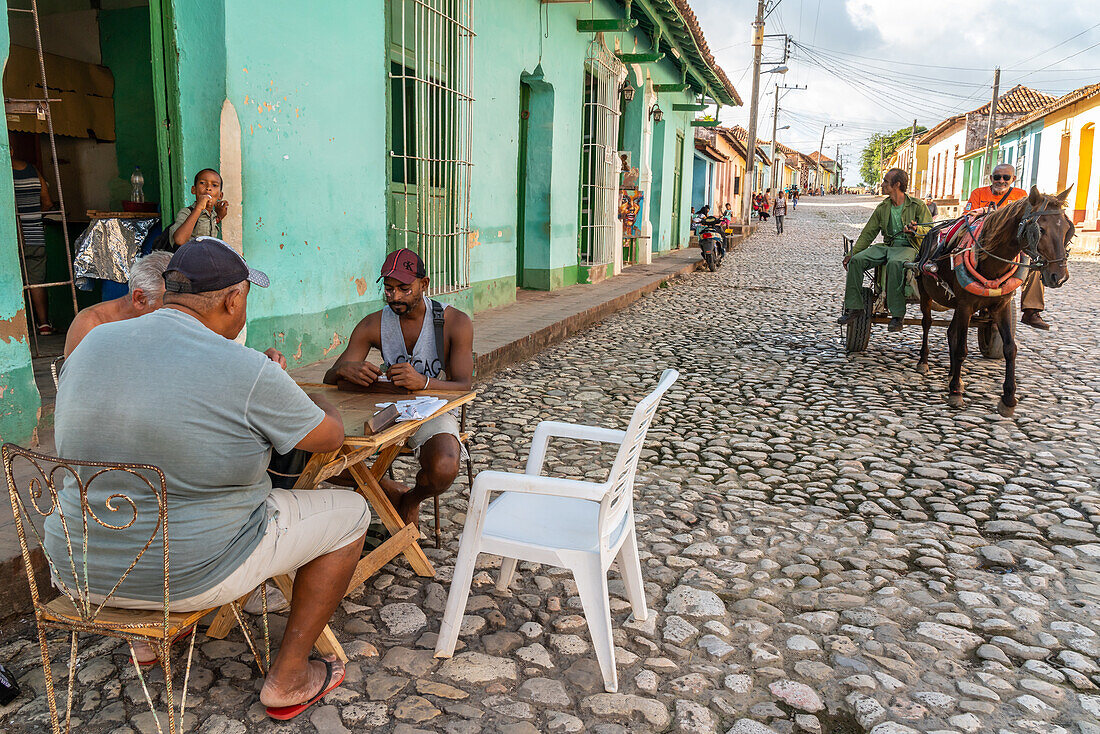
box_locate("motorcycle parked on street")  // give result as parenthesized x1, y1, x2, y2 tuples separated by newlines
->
(698, 215, 727, 272)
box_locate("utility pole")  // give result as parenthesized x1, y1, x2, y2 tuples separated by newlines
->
(909, 118, 917, 182)
(816, 123, 841, 194)
(741, 0, 765, 224)
(835, 143, 841, 191)
(770, 84, 779, 190)
(982, 67, 1001, 179)
(768, 82, 806, 190)
(878, 138, 884, 181)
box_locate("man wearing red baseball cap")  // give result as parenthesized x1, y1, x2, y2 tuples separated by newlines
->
(325, 248, 474, 526)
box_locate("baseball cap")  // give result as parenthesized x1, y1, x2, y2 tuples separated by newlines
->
(378, 248, 426, 284)
(163, 237, 269, 294)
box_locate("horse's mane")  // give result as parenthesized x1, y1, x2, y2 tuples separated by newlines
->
(982, 192, 1066, 247)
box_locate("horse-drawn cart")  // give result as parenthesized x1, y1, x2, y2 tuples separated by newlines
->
(840, 235, 1013, 358)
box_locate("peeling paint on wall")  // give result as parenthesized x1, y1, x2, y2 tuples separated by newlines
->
(0, 309, 29, 343)
(321, 331, 343, 357)
(354, 277, 368, 296)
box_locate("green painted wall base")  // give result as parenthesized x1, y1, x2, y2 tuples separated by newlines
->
(472, 275, 515, 313)
(521, 265, 580, 291)
(0, 362, 39, 445)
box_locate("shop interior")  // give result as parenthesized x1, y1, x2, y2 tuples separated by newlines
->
(5, 0, 163, 387)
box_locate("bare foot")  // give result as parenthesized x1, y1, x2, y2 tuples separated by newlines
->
(260, 656, 343, 708)
(379, 477, 409, 512)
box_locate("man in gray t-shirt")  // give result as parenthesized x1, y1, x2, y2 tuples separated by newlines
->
(51, 237, 369, 717)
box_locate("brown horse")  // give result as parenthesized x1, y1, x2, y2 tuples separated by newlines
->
(916, 186, 1073, 416)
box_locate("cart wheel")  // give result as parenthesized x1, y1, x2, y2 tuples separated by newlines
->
(978, 301, 1016, 360)
(845, 287, 873, 353)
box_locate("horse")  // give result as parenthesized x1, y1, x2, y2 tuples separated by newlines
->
(915, 186, 1073, 416)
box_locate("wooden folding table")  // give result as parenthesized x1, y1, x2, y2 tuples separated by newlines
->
(207, 384, 477, 661)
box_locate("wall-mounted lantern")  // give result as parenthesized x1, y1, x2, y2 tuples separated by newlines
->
(620, 81, 636, 104)
(649, 102, 663, 123)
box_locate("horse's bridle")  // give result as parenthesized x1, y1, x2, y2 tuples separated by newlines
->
(975, 201, 1072, 269)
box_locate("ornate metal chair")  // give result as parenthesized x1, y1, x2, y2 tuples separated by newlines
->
(2, 443, 269, 734)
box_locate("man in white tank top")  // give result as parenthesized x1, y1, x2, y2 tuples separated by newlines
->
(324, 249, 474, 527)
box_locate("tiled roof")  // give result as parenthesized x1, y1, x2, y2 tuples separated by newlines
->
(719, 126, 771, 164)
(997, 82, 1100, 136)
(972, 84, 1056, 116)
(622, 0, 741, 107)
(808, 151, 833, 164)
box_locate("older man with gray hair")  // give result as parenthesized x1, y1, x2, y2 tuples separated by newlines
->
(65, 249, 288, 364)
(64, 250, 174, 355)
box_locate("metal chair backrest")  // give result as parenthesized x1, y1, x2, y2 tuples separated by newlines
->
(600, 369, 678, 547)
(50, 355, 65, 391)
(2, 443, 170, 632)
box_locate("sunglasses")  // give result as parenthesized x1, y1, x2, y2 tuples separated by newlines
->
(991, 174, 1014, 182)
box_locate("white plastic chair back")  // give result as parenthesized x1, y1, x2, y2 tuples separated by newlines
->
(599, 369, 678, 548)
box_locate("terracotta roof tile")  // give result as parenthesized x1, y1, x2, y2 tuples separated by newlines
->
(972, 84, 1057, 116)
(997, 82, 1100, 136)
(666, 0, 742, 106)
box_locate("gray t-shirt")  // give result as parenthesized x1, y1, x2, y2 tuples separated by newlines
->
(47, 308, 324, 601)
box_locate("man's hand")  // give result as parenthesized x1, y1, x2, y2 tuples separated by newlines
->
(388, 362, 428, 391)
(842, 254, 851, 271)
(264, 348, 287, 370)
(215, 199, 229, 221)
(336, 360, 382, 387)
(905, 221, 919, 234)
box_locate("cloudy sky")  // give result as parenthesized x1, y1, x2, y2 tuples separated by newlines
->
(690, 0, 1100, 181)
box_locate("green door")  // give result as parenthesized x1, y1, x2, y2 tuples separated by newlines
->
(516, 82, 531, 288)
(671, 131, 684, 249)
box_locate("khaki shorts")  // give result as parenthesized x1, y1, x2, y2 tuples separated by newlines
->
(407, 411, 463, 455)
(100, 488, 370, 612)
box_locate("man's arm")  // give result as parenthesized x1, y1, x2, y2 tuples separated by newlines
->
(294, 394, 345, 453)
(323, 314, 383, 386)
(849, 206, 883, 258)
(63, 310, 98, 356)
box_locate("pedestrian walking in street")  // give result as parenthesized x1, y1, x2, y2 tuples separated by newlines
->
(758, 189, 770, 223)
(792, 188, 799, 210)
(924, 195, 938, 218)
(773, 190, 787, 234)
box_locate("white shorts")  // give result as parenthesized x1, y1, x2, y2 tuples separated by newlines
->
(101, 488, 371, 612)
(407, 412, 464, 457)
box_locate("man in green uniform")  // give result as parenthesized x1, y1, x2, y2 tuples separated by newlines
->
(838, 167, 931, 331)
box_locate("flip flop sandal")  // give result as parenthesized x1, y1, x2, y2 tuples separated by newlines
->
(265, 658, 345, 721)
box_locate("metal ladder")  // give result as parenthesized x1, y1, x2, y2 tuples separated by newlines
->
(6, 0, 80, 357)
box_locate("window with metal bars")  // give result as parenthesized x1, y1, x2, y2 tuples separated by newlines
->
(578, 38, 623, 268)
(387, 0, 474, 295)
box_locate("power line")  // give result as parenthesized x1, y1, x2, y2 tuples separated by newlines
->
(1008, 21, 1100, 69)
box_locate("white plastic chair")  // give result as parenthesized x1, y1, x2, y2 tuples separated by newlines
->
(434, 369, 679, 693)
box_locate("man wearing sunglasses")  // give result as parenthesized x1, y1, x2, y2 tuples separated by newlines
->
(963, 164, 1048, 329)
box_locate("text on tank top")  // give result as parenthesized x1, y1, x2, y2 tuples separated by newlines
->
(380, 296, 448, 379)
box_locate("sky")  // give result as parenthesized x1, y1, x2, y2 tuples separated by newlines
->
(689, 0, 1100, 182)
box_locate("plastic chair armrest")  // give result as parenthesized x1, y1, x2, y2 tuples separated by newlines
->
(472, 470, 607, 503)
(525, 421, 626, 475)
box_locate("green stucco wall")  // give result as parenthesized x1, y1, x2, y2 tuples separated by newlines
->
(222, 0, 389, 365)
(0, 15, 40, 445)
(165, 0, 704, 368)
(100, 6, 162, 209)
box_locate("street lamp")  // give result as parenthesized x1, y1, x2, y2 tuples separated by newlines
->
(762, 64, 788, 74)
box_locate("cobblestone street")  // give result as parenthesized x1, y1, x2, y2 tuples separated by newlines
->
(3, 195, 1100, 734)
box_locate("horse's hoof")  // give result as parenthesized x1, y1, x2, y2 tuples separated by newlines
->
(997, 399, 1016, 418)
(916, 363, 930, 375)
(947, 394, 965, 409)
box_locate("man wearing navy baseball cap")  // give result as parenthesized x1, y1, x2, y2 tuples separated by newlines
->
(324, 247, 474, 527)
(50, 236, 367, 716)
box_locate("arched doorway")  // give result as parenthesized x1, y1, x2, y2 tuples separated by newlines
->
(1074, 123, 1094, 224)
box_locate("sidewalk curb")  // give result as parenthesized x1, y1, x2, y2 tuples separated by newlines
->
(474, 256, 705, 381)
